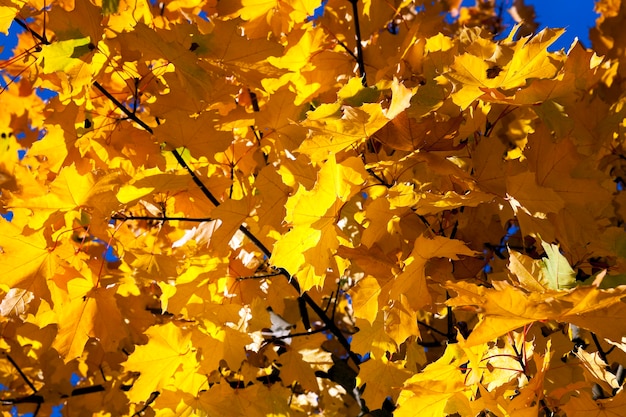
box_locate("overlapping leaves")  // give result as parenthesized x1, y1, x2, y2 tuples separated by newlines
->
(1, 0, 626, 416)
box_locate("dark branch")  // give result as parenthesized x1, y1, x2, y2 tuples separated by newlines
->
(3, 353, 37, 394)
(111, 214, 213, 222)
(446, 291, 458, 343)
(93, 81, 154, 134)
(591, 332, 611, 366)
(170, 149, 220, 206)
(236, 270, 284, 280)
(417, 320, 449, 338)
(131, 391, 159, 417)
(13, 18, 49, 45)
(1, 394, 44, 405)
(170, 149, 274, 259)
(65, 385, 106, 398)
(347, 0, 367, 85)
(509, 333, 526, 373)
(271, 269, 360, 366)
(1, 384, 106, 406)
(334, 36, 360, 62)
(263, 326, 329, 344)
(366, 168, 391, 188)
(298, 295, 312, 330)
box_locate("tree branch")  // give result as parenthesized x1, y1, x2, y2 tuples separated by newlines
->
(347, 0, 367, 85)
(591, 332, 612, 366)
(236, 270, 284, 281)
(13, 18, 49, 45)
(1, 384, 106, 406)
(112, 213, 213, 222)
(417, 320, 449, 338)
(93, 81, 154, 134)
(2, 352, 37, 394)
(97, 80, 362, 372)
(131, 391, 159, 417)
(263, 326, 328, 344)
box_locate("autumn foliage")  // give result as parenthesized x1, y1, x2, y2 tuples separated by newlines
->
(2, 0, 626, 415)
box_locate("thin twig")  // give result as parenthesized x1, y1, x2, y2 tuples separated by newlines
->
(236, 270, 283, 281)
(263, 326, 329, 344)
(417, 320, 449, 338)
(508, 332, 526, 373)
(331, 281, 341, 320)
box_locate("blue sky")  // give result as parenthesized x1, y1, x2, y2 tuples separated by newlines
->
(0, 1, 600, 61)
(456, 0, 599, 51)
(523, 0, 599, 50)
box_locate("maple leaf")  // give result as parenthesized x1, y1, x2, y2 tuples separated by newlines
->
(561, 387, 626, 417)
(271, 154, 367, 290)
(395, 343, 473, 417)
(447, 25, 564, 109)
(52, 277, 129, 361)
(350, 314, 397, 359)
(358, 355, 412, 408)
(0, 1, 20, 34)
(389, 235, 476, 311)
(0, 219, 72, 303)
(509, 241, 577, 291)
(123, 322, 197, 403)
(447, 280, 626, 346)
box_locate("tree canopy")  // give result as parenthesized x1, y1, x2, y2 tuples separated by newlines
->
(2, 0, 626, 416)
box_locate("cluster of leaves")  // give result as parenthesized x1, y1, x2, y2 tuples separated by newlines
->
(2, 0, 626, 415)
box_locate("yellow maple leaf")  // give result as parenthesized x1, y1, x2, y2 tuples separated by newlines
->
(447, 26, 564, 109)
(509, 241, 577, 291)
(351, 314, 397, 359)
(299, 103, 389, 163)
(9, 164, 122, 231)
(52, 277, 128, 361)
(278, 348, 320, 392)
(123, 322, 197, 403)
(447, 280, 626, 346)
(271, 154, 367, 290)
(39, 37, 93, 74)
(395, 343, 473, 417)
(561, 387, 626, 417)
(0, 219, 72, 303)
(390, 235, 476, 310)
(358, 355, 412, 408)
(0, 0, 20, 35)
